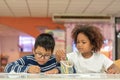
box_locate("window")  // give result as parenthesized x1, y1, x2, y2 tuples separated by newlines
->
(19, 36, 35, 52)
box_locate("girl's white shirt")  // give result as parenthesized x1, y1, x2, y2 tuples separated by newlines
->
(67, 51, 113, 73)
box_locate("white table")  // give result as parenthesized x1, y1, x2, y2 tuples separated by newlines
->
(0, 73, 120, 80)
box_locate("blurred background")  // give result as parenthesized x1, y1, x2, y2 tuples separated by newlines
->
(0, 0, 120, 72)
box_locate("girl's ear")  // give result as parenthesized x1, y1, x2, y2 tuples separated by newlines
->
(91, 45, 94, 51)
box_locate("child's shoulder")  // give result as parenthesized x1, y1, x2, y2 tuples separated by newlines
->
(93, 52, 108, 59)
(67, 51, 78, 58)
(22, 54, 34, 59)
(50, 55, 56, 59)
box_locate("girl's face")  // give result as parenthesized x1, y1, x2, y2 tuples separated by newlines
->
(76, 33, 93, 55)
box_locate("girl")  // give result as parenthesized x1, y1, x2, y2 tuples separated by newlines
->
(56, 25, 120, 74)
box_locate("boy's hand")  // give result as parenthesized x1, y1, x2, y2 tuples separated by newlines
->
(55, 49, 66, 62)
(44, 68, 59, 74)
(27, 65, 41, 73)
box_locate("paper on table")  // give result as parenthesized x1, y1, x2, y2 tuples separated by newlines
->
(8, 70, 27, 78)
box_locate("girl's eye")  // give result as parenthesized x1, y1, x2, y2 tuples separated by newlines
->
(76, 41, 87, 44)
(82, 42, 86, 44)
(77, 41, 80, 43)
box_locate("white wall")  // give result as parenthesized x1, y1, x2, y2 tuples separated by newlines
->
(0, 38, 1, 54)
(0, 36, 19, 63)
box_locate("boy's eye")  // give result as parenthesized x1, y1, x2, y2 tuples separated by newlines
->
(36, 53, 50, 56)
(36, 52, 42, 55)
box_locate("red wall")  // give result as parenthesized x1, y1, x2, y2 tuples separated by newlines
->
(0, 17, 65, 37)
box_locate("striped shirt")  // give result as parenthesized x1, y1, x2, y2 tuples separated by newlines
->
(4, 54, 60, 73)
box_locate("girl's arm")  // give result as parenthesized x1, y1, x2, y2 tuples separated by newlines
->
(106, 64, 120, 74)
(55, 49, 66, 62)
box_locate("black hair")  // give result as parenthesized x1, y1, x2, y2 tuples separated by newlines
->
(34, 33, 55, 52)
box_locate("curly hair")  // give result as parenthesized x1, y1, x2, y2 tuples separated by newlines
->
(72, 25, 104, 52)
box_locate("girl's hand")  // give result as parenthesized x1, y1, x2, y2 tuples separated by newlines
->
(27, 65, 41, 73)
(106, 64, 120, 74)
(55, 49, 66, 62)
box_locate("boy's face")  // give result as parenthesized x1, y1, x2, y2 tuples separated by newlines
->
(33, 46, 52, 65)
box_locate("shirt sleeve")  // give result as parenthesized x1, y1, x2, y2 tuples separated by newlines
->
(4, 56, 29, 73)
(102, 54, 113, 70)
(52, 55, 61, 73)
(56, 62, 61, 73)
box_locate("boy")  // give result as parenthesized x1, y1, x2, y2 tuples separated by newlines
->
(4, 33, 60, 74)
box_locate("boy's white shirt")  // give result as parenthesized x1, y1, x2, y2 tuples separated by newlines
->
(67, 51, 113, 73)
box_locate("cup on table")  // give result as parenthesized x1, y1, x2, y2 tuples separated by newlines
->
(60, 60, 73, 74)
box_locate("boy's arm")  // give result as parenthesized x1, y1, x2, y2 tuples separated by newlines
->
(4, 57, 29, 73)
(44, 68, 59, 74)
(44, 61, 61, 74)
(56, 62, 61, 73)
(45, 63, 60, 74)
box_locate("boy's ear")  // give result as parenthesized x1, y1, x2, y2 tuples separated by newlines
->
(32, 48, 35, 54)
